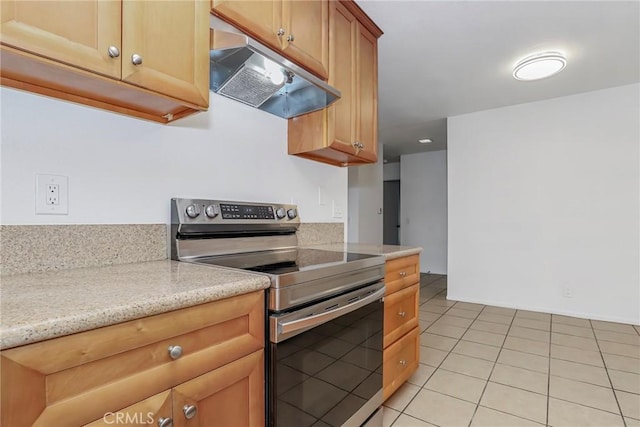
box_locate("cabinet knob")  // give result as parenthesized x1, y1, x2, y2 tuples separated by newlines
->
(168, 345, 183, 360)
(131, 53, 143, 65)
(399, 271, 407, 277)
(287, 34, 295, 42)
(107, 46, 120, 58)
(277, 28, 285, 36)
(183, 404, 198, 419)
(158, 418, 173, 427)
(399, 359, 407, 366)
(398, 311, 406, 318)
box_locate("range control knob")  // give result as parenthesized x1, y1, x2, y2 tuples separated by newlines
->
(205, 204, 219, 218)
(185, 204, 200, 218)
(287, 209, 297, 219)
(275, 208, 286, 219)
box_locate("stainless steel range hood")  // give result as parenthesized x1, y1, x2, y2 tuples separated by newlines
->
(209, 16, 340, 119)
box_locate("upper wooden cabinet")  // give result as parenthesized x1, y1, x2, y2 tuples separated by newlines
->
(211, 0, 329, 80)
(0, 0, 209, 123)
(121, 1, 210, 107)
(288, 0, 382, 166)
(0, 0, 121, 78)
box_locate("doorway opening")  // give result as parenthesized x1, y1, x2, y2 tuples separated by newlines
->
(383, 180, 400, 245)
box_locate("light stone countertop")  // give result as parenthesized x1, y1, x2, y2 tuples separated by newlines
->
(0, 260, 270, 350)
(304, 243, 422, 260)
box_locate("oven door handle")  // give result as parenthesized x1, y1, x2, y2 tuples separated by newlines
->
(274, 285, 385, 342)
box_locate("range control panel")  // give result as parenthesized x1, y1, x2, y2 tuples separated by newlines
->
(220, 203, 274, 220)
(171, 198, 300, 225)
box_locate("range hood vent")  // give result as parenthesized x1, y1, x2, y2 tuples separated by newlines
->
(209, 16, 340, 119)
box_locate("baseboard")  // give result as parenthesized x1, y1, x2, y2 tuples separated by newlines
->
(445, 293, 640, 326)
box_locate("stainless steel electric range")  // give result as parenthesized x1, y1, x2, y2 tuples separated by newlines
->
(171, 198, 385, 427)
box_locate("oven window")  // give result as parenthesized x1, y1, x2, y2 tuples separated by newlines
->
(269, 300, 383, 426)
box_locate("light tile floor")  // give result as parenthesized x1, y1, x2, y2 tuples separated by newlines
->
(383, 274, 640, 427)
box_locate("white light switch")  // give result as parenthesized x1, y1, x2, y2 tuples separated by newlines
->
(318, 186, 326, 206)
(36, 174, 68, 215)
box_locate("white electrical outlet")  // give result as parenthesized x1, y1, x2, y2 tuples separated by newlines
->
(36, 174, 68, 215)
(46, 184, 59, 205)
(332, 201, 343, 218)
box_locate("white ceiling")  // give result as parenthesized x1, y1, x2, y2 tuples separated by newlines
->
(357, 0, 640, 162)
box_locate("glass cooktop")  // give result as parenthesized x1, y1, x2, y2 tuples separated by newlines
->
(193, 248, 379, 276)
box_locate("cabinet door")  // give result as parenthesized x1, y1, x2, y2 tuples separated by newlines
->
(84, 391, 172, 427)
(281, 0, 328, 79)
(0, 0, 121, 78)
(122, 0, 209, 108)
(211, 0, 282, 52)
(327, 1, 357, 153)
(172, 350, 264, 427)
(355, 23, 378, 162)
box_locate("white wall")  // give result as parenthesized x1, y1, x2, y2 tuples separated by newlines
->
(347, 143, 383, 244)
(383, 162, 400, 181)
(448, 83, 640, 324)
(400, 150, 448, 274)
(0, 88, 347, 225)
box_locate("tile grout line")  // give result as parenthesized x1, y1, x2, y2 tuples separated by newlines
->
(466, 305, 517, 427)
(588, 318, 627, 427)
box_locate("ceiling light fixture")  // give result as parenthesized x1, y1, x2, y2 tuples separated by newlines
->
(418, 138, 432, 144)
(513, 51, 567, 81)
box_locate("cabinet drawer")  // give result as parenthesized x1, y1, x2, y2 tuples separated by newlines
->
(384, 284, 419, 348)
(1, 291, 264, 427)
(383, 326, 419, 401)
(385, 255, 420, 294)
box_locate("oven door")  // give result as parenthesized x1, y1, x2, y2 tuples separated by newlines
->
(268, 282, 385, 427)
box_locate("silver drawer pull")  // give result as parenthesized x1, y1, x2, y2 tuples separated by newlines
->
(158, 418, 173, 427)
(399, 271, 407, 277)
(168, 345, 183, 360)
(398, 311, 406, 318)
(399, 359, 407, 366)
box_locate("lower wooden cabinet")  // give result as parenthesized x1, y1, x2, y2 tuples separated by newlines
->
(383, 326, 419, 399)
(1, 291, 265, 427)
(171, 350, 264, 427)
(383, 254, 421, 400)
(84, 350, 264, 427)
